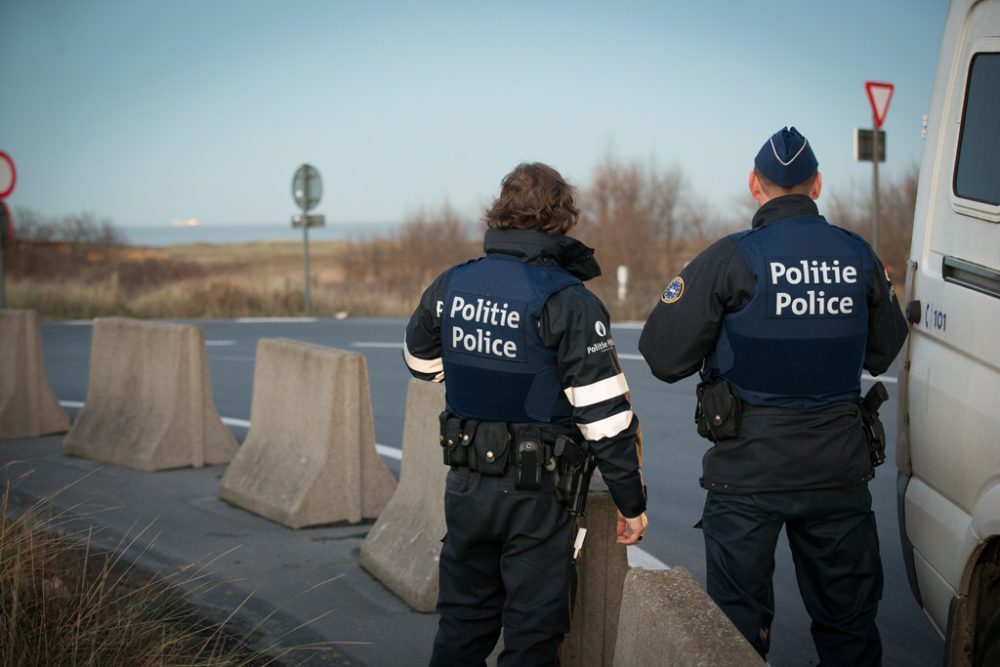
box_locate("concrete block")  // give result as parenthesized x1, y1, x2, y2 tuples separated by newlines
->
(360, 378, 446, 612)
(63, 317, 236, 470)
(613, 567, 765, 667)
(0, 309, 70, 440)
(219, 338, 397, 529)
(563, 480, 629, 667)
(486, 479, 628, 667)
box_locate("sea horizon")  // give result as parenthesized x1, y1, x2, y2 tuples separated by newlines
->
(120, 221, 402, 247)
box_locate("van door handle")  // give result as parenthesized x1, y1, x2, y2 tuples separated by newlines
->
(905, 300, 921, 324)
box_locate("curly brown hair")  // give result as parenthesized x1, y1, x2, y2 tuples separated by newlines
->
(484, 162, 580, 235)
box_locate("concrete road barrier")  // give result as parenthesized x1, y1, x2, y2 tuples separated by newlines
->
(563, 481, 629, 667)
(360, 377, 446, 612)
(219, 338, 397, 529)
(0, 309, 70, 440)
(64, 318, 236, 470)
(486, 480, 628, 667)
(613, 567, 765, 666)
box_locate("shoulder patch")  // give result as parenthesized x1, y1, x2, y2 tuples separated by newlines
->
(661, 276, 685, 304)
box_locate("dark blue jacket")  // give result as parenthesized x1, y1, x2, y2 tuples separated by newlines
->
(406, 229, 647, 517)
(639, 196, 909, 492)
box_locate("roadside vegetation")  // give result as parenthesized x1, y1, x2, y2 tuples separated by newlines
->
(1, 160, 916, 321)
(0, 487, 281, 666)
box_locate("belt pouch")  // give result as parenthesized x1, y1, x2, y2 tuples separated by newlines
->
(472, 422, 510, 476)
(514, 426, 543, 490)
(695, 380, 742, 442)
(439, 412, 468, 467)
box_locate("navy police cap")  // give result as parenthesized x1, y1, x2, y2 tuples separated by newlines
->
(754, 126, 818, 187)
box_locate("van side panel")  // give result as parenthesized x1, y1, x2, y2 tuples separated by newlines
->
(900, 0, 1000, 642)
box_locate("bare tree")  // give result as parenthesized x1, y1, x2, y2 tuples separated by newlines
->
(12, 207, 57, 242)
(826, 165, 918, 283)
(337, 202, 479, 313)
(576, 155, 698, 317)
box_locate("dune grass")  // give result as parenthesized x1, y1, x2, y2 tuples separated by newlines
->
(3, 229, 483, 321)
(0, 486, 282, 666)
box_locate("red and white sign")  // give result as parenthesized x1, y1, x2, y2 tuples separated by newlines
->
(865, 81, 895, 129)
(0, 151, 15, 199)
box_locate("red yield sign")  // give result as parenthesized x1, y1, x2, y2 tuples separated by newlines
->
(0, 151, 15, 200)
(865, 81, 895, 129)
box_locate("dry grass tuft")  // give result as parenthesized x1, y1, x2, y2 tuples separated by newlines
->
(0, 487, 277, 666)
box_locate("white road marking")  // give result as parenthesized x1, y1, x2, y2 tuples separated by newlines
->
(619, 353, 643, 361)
(234, 317, 318, 323)
(627, 545, 671, 570)
(59, 400, 85, 409)
(376, 444, 402, 460)
(353, 342, 404, 349)
(206, 340, 236, 346)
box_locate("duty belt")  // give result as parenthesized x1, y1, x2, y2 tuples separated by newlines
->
(439, 411, 596, 515)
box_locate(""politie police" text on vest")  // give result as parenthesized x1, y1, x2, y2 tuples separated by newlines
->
(769, 258, 858, 317)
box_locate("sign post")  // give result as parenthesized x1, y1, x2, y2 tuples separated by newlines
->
(291, 164, 324, 316)
(0, 150, 17, 308)
(864, 81, 894, 255)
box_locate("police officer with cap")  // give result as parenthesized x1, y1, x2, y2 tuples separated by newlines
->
(639, 127, 908, 666)
(405, 162, 648, 666)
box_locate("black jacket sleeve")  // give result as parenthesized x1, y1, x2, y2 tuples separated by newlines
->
(540, 285, 646, 518)
(402, 270, 452, 382)
(639, 236, 756, 382)
(864, 251, 909, 375)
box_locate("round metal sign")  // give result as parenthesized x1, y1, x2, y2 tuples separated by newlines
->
(292, 163, 322, 212)
(0, 151, 16, 200)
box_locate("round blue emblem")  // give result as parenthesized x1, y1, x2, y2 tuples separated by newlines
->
(661, 277, 685, 304)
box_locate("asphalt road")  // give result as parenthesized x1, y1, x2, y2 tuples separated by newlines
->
(39, 317, 944, 667)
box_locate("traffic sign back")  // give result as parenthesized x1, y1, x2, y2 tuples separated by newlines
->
(865, 81, 895, 129)
(292, 163, 322, 212)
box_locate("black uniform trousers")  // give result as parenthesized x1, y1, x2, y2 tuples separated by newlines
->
(702, 485, 883, 667)
(430, 466, 575, 667)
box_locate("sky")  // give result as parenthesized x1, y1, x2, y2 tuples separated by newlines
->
(0, 0, 947, 230)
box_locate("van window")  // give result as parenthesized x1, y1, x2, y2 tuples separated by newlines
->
(954, 52, 1000, 206)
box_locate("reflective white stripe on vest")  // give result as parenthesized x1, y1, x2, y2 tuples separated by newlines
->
(578, 409, 633, 440)
(403, 341, 444, 376)
(564, 373, 630, 407)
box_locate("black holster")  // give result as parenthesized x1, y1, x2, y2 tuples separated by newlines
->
(861, 382, 889, 468)
(552, 435, 596, 516)
(695, 380, 742, 442)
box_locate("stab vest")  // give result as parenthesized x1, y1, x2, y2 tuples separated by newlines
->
(440, 254, 579, 423)
(704, 217, 875, 409)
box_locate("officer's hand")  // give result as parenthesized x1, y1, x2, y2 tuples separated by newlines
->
(616, 511, 648, 546)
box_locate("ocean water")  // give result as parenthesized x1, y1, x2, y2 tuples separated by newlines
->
(120, 221, 401, 247)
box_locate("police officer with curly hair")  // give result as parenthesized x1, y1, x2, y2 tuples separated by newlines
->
(405, 162, 648, 666)
(639, 128, 908, 666)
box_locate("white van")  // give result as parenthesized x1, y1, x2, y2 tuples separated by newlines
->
(896, 1, 1000, 665)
